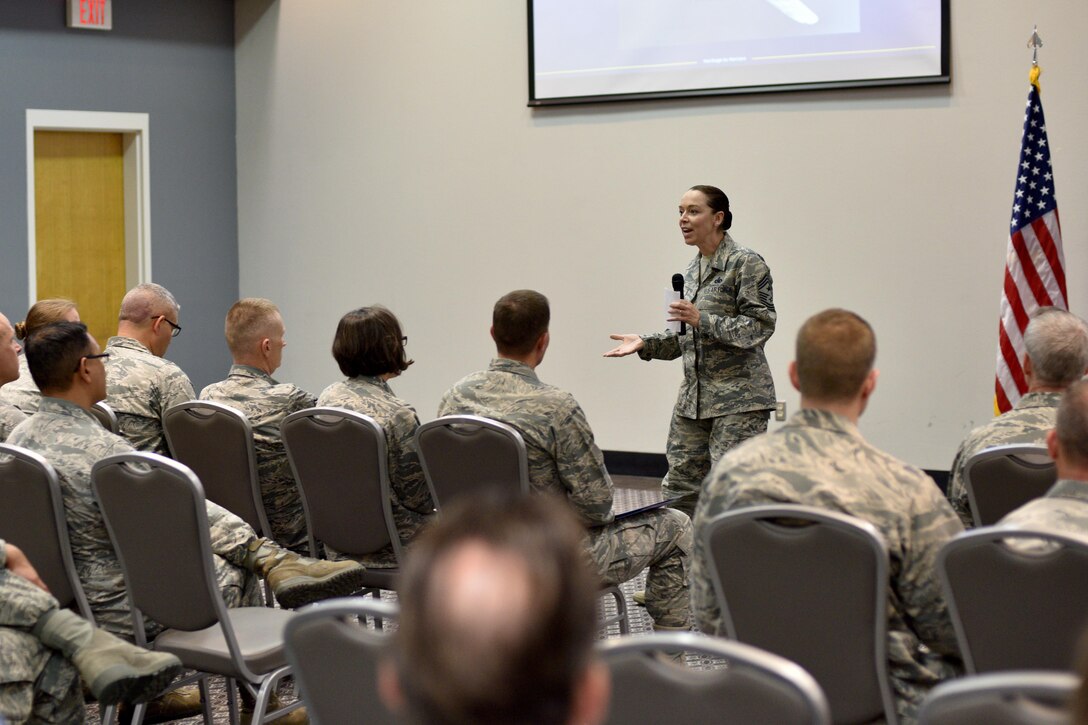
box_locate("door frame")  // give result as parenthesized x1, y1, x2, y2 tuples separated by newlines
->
(25, 109, 151, 305)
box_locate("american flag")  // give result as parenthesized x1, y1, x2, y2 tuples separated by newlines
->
(995, 69, 1067, 413)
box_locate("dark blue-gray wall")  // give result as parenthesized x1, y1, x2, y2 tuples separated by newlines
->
(0, 0, 237, 389)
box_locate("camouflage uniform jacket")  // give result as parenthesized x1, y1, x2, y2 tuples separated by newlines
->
(692, 408, 964, 719)
(0, 355, 42, 414)
(318, 376, 435, 567)
(200, 365, 317, 549)
(999, 479, 1088, 536)
(104, 335, 195, 455)
(0, 398, 27, 443)
(639, 232, 776, 419)
(946, 391, 1060, 527)
(437, 358, 614, 527)
(6, 398, 135, 635)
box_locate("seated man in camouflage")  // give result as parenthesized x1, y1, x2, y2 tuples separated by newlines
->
(104, 283, 196, 455)
(7, 322, 367, 641)
(1000, 378, 1088, 535)
(947, 308, 1088, 527)
(691, 308, 964, 722)
(201, 298, 316, 551)
(0, 311, 27, 442)
(438, 290, 692, 631)
(0, 540, 182, 724)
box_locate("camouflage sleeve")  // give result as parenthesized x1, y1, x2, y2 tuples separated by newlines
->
(690, 472, 732, 635)
(287, 385, 318, 414)
(897, 493, 963, 656)
(638, 331, 682, 361)
(555, 399, 614, 525)
(159, 368, 196, 414)
(701, 254, 775, 350)
(386, 406, 435, 515)
(945, 445, 974, 528)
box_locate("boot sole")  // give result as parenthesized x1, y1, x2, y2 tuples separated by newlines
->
(92, 661, 185, 706)
(274, 566, 369, 609)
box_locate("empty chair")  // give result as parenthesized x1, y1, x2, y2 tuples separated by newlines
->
(414, 413, 627, 634)
(938, 526, 1088, 673)
(963, 444, 1055, 526)
(91, 452, 300, 725)
(415, 414, 529, 510)
(163, 400, 272, 538)
(600, 631, 830, 725)
(284, 597, 399, 725)
(702, 504, 897, 725)
(90, 401, 119, 433)
(918, 670, 1078, 725)
(281, 407, 402, 594)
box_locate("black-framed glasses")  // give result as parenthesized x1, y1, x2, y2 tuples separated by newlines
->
(401, 336, 408, 346)
(75, 353, 110, 372)
(159, 316, 182, 338)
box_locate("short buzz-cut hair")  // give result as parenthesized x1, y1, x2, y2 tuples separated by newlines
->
(331, 306, 412, 378)
(25, 322, 93, 393)
(118, 283, 179, 324)
(795, 308, 877, 401)
(492, 290, 550, 356)
(1023, 308, 1088, 388)
(225, 298, 281, 356)
(1056, 379, 1088, 466)
(394, 491, 599, 725)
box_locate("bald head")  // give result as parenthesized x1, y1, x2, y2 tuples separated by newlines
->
(1024, 308, 1088, 389)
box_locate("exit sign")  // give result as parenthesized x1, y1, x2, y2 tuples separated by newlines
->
(67, 0, 112, 31)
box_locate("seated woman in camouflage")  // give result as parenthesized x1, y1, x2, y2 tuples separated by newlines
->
(317, 306, 436, 568)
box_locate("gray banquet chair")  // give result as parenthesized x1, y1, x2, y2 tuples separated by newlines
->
(963, 444, 1055, 526)
(162, 400, 273, 539)
(938, 526, 1088, 673)
(284, 597, 399, 725)
(281, 407, 401, 596)
(415, 413, 627, 635)
(703, 504, 897, 725)
(91, 452, 300, 725)
(918, 670, 1078, 725)
(90, 401, 119, 433)
(599, 631, 831, 725)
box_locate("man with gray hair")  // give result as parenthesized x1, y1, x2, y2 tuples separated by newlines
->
(999, 379, 1088, 535)
(104, 283, 195, 455)
(947, 308, 1088, 527)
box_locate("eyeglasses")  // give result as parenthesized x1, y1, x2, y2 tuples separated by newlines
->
(75, 352, 110, 372)
(401, 336, 408, 346)
(159, 316, 182, 338)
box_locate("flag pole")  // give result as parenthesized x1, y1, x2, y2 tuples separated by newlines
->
(1028, 26, 1042, 88)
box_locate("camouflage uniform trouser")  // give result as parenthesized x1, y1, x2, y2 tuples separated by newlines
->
(93, 501, 264, 641)
(0, 570, 84, 724)
(587, 507, 693, 628)
(662, 410, 770, 518)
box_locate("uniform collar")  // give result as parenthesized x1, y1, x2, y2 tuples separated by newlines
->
(228, 364, 276, 384)
(785, 407, 863, 440)
(488, 357, 539, 382)
(1047, 479, 1088, 504)
(106, 336, 152, 355)
(38, 396, 99, 423)
(1014, 391, 1063, 410)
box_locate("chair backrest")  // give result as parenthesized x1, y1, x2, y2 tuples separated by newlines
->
(703, 505, 895, 725)
(90, 401, 119, 433)
(599, 632, 831, 725)
(284, 597, 399, 725)
(162, 400, 272, 537)
(918, 670, 1078, 725)
(415, 415, 530, 510)
(281, 407, 401, 561)
(0, 443, 93, 620)
(964, 444, 1055, 526)
(91, 452, 229, 635)
(938, 526, 1088, 673)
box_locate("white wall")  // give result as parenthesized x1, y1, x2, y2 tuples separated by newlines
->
(234, 0, 1088, 471)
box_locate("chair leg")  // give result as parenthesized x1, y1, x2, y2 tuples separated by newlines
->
(128, 701, 147, 725)
(99, 703, 117, 724)
(198, 677, 215, 725)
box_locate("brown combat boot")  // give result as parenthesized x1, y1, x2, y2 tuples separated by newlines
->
(244, 538, 367, 609)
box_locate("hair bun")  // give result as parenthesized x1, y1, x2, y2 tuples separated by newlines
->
(14, 321, 28, 340)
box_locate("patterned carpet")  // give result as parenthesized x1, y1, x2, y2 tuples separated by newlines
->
(85, 480, 721, 723)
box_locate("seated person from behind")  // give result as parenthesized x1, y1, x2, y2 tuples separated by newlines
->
(317, 306, 435, 567)
(201, 298, 317, 551)
(380, 492, 609, 725)
(0, 311, 28, 442)
(438, 290, 692, 631)
(691, 308, 964, 722)
(0, 298, 80, 415)
(947, 308, 1088, 527)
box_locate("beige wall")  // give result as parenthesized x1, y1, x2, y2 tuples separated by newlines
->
(235, 0, 1088, 469)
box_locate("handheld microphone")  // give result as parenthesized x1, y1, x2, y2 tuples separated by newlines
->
(671, 273, 686, 335)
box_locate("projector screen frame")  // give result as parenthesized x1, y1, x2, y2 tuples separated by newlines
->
(526, 0, 951, 107)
